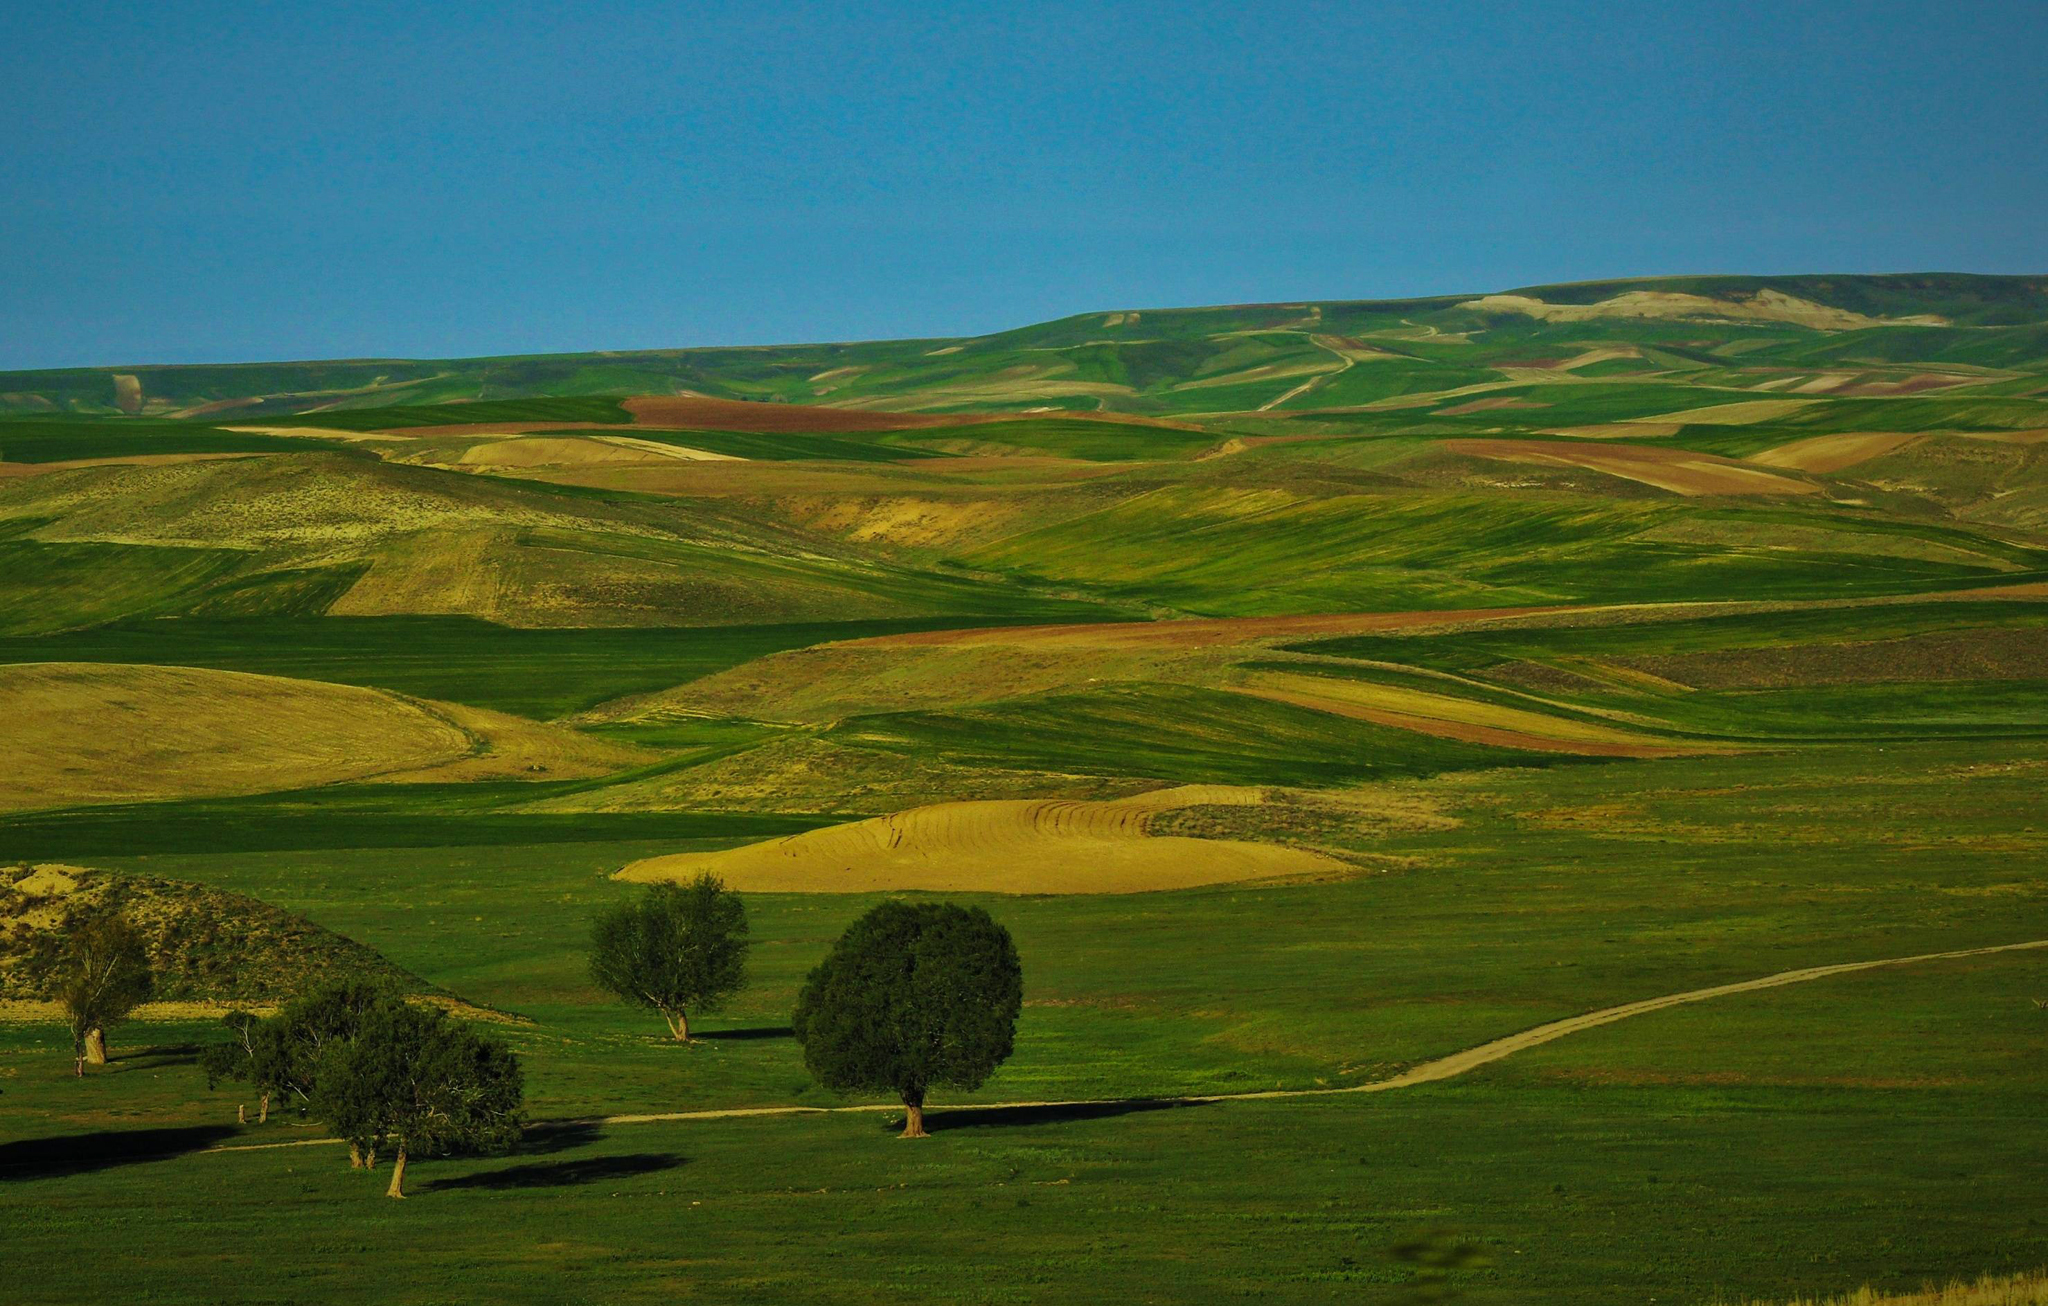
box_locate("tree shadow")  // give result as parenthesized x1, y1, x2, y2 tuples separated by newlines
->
(424, 1152, 687, 1191)
(697, 1026, 793, 1042)
(907, 1097, 1207, 1133)
(0, 1125, 241, 1180)
(108, 1042, 201, 1070)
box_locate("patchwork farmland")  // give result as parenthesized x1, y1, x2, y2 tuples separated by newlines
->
(5, 273, 2048, 1304)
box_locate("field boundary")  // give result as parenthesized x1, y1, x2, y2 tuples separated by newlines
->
(197, 937, 2048, 1155)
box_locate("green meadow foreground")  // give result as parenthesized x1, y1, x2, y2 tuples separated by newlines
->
(3, 274, 2047, 1303)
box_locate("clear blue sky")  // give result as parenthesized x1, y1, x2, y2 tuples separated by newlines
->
(4, 0, 2044, 369)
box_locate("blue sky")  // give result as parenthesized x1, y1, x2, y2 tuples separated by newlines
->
(3, 0, 2044, 368)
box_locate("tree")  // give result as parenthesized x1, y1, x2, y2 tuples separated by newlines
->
(589, 876, 750, 1042)
(310, 998, 524, 1199)
(198, 979, 391, 1161)
(791, 902, 1022, 1138)
(54, 915, 153, 1076)
(197, 1010, 266, 1121)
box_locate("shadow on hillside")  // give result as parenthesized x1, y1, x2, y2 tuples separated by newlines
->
(424, 1152, 687, 1191)
(0, 1125, 241, 1180)
(698, 1026, 793, 1042)
(912, 1097, 1206, 1133)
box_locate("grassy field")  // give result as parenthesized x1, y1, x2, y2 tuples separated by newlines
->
(2, 274, 2046, 1303)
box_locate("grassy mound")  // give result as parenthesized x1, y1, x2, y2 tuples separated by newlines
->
(0, 864, 422, 1002)
(616, 785, 1347, 893)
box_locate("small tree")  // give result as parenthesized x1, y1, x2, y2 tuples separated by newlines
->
(589, 876, 750, 1042)
(198, 979, 391, 1160)
(310, 998, 524, 1199)
(55, 915, 153, 1076)
(197, 1010, 265, 1121)
(792, 902, 1022, 1138)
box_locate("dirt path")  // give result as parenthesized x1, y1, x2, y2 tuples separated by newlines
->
(1257, 336, 1355, 411)
(196, 937, 2047, 1155)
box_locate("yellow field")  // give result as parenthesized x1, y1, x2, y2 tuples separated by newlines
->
(0, 662, 645, 810)
(1458, 289, 1941, 330)
(1724, 1269, 2048, 1306)
(1443, 438, 1817, 497)
(453, 435, 741, 467)
(1749, 431, 1925, 472)
(1230, 669, 1714, 757)
(1630, 398, 1818, 426)
(616, 785, 1349, 893)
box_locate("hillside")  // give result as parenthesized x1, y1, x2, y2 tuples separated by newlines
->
(0, 863, 423, 1002)
(2, 274, 2046, 1306)
(5, 273, 2044, 419)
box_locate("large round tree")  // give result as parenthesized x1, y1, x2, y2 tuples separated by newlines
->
(791, 902, 1022, 1138)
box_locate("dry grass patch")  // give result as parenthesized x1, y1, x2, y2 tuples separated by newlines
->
(0, 662, 647, 811)
(1229, 669, 1714, 757)
(622, 395, 994, 433)
(1719, 1268, 2048, 1306)
(453, 436, 741, 468)
(1749, 432, 1925, 472)
(1543, 422, 1683, 440)
(1460, 289, 1943, 330)
(1441, 438, 1817, 497)
(616, 785, 1347, 894)
(1632, 398, 1818, 426)
(0, 663, 474, 810)
(836, 605, 1576, 654)
(527, 733, 1146, 814)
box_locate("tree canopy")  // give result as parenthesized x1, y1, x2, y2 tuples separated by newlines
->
(589, 876, 750, 1041)
(310, 998, 524, 1199)
(791, 902, 1022, 1137)
(54, 914, 153, 1077)
(199, 979, 390, 1131)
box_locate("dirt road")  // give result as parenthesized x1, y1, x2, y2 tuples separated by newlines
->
(200, 937, 2047, 1154)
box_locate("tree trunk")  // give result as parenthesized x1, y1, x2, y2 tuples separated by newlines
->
(349, 1143, 365, 1169)
(900, 1097, 928, 1139)
(258, 1093, 269, 1125)
(74, 1050, 84, 1077)
(238, 1104, 247, 1125)
(667, 1010, 690, 1042)
(83, 1028, 107, 1065)
(386, 1149, 407, 1199)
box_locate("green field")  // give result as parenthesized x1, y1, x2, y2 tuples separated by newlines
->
(4, 273, 2047, 1304)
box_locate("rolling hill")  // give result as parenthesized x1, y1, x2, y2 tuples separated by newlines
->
(5, 272, 2048, 1304)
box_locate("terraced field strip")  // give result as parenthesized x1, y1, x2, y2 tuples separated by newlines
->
(1227, 669, 1720, 757)
(196, 937, 2048, 1157)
